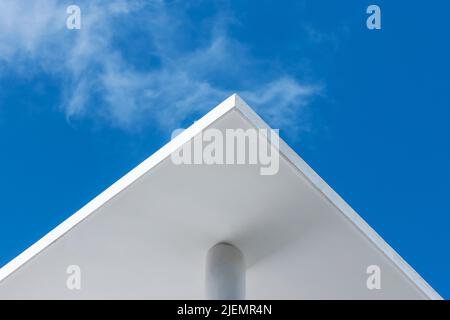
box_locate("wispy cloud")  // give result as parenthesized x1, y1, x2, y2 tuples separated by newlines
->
(0, 0, 321, 135)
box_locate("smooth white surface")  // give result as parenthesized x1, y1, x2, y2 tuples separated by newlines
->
(0, 94, 442, 299)
(206, 243, 245, 300)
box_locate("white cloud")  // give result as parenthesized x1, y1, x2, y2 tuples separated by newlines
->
(0, 0, 321, 135)
(243, 77, 321, 135)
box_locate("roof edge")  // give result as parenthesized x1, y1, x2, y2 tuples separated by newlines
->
(0, 93, 443, 300)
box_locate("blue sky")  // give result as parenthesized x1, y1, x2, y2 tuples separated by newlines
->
(0, 0, 449, 297)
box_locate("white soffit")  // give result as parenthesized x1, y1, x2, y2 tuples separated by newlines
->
(0, 94, 442, 299)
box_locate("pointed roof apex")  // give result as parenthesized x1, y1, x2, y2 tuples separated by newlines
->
(213, 93, 251, 113)
(211, 93, 248, 112)
(230, 92, 246, 106)
(229, 93, 252, 111)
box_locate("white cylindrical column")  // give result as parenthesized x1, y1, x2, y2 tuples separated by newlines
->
(205, 242, 245, 300)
